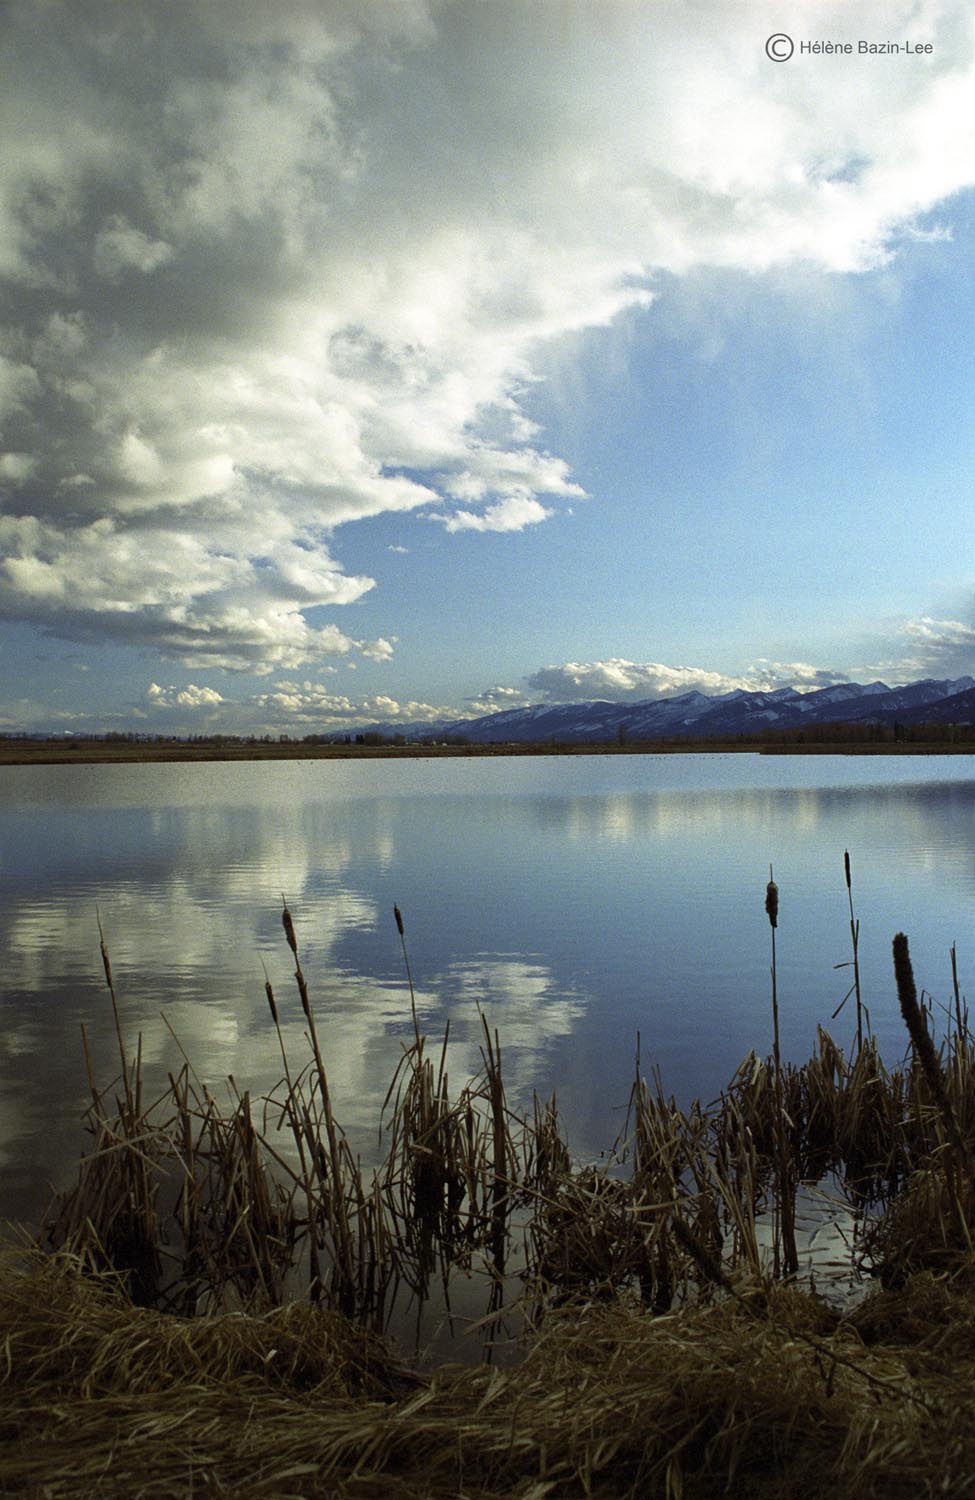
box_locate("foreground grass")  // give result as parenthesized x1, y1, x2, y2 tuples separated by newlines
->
(7, 893, 975, 1495)
(4, 1245, 975, 1500)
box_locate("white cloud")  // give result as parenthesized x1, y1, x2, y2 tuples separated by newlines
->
(525, 657, 852, 703)
(904, 616, 975, 651)
(1, 0, 974, 672)
(527, 659, 756, 702)
(0, 511, 388, 672)
(147, 682, 224, 709)
(93, 216, 174, 280)
(0, 452, 36, 484)
(250, 684, 457, 728)
(359, 636, 396, 662)
(744, 659, 854, 691)
(466, 685, 534, 715)
(439, 496, 554, 534)
(867, 614, 975, 681)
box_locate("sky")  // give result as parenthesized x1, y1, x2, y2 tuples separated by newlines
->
(2, 0, 975, 736)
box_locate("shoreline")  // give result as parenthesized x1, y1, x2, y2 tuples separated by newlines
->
(2, 738, 974, 765)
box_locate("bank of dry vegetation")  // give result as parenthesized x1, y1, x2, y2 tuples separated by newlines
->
(3, 878, 975, 1497)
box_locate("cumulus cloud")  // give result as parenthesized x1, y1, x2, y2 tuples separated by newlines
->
(1, 0, 974, 675)
(249, 682, 457, 729)
(744, 660, 854, 691)
(147, 682, 224, 709)
(524, 657, 852, 703)
(438, 497, 554, 533)
(871, 614, 975, 681)
(0, 452, 35, 485)
(466, 685, 534, 715)
(93, 216, 175, 281)
(358, 637, 396, 663)
(526, 659, 754, 702)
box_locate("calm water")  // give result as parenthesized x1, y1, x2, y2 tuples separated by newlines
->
(2, 752, 975, 1226)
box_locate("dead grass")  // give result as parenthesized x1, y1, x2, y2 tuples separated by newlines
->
(3, 1243, 975, 1499)
(8, 896, 975, 1495)
(40, 909, 975, 1334)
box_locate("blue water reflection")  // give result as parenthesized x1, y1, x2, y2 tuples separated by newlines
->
(1, 753, 974, 1224)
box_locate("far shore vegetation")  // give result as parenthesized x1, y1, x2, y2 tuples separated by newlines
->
(3, 717, 975, 763)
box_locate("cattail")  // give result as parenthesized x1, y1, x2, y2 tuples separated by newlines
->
(671, 1214, 732, 1293)
(844, 849, 852, 891)
(893, 931, 923, 1047)
(765, 875, 778, 929)
(100, 934, 113, 990)
(264, 977, 279, 1026)
(294, 969, 311, 1022)
(97, 909, 113, 990)
(281, 897, 297, 955)
(893, 931, 960, 1146)
(394, 905, 419, 1044)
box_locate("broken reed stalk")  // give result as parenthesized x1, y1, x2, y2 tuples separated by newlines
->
(97, 909, 133, 1118)
(845, 850, 865, 1054)
(479, 1010, 511, 1275)
(951, 941, 966, 1043)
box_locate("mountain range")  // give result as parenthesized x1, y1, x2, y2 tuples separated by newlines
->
(354, 676, 975, 745)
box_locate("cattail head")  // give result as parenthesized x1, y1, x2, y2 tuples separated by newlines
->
(671, 1214, 732, 1293)
(892, 930, 957, 1136)
(297, 971, 312, 1023)
(394, 904, 405, 937)
(264, 978, 279, 1026)
(892, 931, 918, 1024)
(281, 898, 297, 955)
(765, 877, 779, 930)
(96, 910, 114, 989)
(844, 849, 852, 891)
(100, 937, 114, 991)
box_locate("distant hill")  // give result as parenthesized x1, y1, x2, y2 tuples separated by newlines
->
(350, 675, 975, 745)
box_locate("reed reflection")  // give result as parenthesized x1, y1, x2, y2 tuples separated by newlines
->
(3, 758, 975, 1238)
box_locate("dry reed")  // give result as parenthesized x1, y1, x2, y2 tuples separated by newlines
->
(3, 1243, 974, 1499)
(18, 877, 975, 1495)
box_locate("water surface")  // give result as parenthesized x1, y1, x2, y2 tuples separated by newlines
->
(2, 753, 974, 1225)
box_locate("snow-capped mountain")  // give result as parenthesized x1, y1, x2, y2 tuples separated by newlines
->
(350, 676, 975, 744)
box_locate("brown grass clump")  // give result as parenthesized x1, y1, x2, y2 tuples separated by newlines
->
(3, 1244, 975, 1499)
(20, 879, 975, 1494)
(40, 897, 975, 1337)
(8, 881, 975, 1495)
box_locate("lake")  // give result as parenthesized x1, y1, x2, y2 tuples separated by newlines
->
(2, 752, 974, 1229)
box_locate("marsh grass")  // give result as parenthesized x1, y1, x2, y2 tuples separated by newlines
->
(5, 1241, 975, 1498)
(9, 873, 975, 1496)
(41, 890, 975, 1337)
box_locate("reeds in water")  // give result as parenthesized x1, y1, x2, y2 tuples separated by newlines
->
(16, 866, 975, 1499)
(40, 875, 975, 1348)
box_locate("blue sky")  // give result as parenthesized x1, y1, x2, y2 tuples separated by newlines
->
(2, 0, 975, 734)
